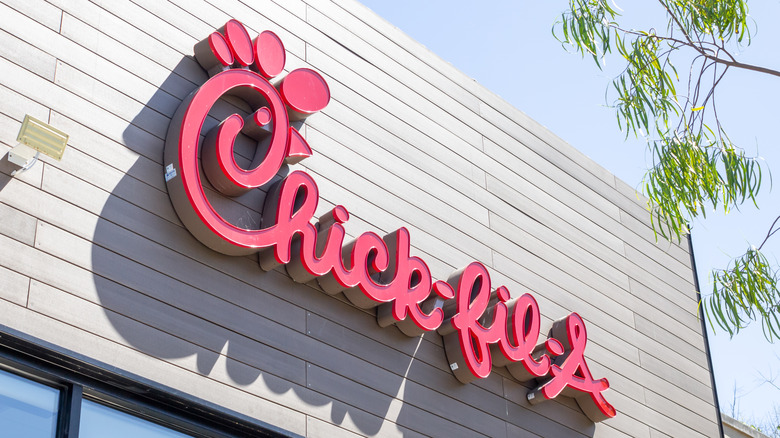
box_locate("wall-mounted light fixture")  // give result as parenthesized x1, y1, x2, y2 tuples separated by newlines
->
(9, 115, 68, 176)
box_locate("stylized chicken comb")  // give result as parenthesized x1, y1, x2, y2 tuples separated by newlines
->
(194, 19, 330, 120)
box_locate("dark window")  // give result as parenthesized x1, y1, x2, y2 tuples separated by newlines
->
(0, 368, 60, 437)
(0, 368, 194, 437)
(0, 332, 288, 437)
(79, 399, 191, 438)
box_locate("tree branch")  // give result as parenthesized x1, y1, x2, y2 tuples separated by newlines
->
(658, 0, 704, 54)
(655, 0, 780, 78)
(758, 215, 780, 251)
(704, 55, 780, 78)
(609, 26, 780, 78)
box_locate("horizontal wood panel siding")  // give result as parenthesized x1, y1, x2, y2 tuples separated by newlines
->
(0, 0, 719, 436)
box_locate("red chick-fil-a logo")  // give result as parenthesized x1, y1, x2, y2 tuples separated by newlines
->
(163, 19, 616, 423)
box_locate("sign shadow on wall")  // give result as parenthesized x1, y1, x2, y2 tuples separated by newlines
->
(92, 53, 418, 436)
(94, 20, 601, 435)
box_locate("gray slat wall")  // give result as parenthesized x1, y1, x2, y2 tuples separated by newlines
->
(0, 0, 720, 436)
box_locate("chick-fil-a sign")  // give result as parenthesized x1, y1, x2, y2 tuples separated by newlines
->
(164, 20, 615, 423)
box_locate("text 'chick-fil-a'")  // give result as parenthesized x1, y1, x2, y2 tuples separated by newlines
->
(163, 19, 615, 422)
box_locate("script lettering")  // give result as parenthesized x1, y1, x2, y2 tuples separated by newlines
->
(164, 19, 616, 423)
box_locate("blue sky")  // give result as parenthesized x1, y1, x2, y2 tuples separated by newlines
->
(357, 0, 780, 426)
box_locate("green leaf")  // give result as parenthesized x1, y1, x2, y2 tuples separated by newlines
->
(558, 0, 773, 340)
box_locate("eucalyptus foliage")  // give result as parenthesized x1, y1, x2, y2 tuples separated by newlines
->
(555, 0, 780, 340)
(710, 247, 779, 339)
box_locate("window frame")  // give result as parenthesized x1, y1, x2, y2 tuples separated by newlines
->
(0, 331, 289, 438)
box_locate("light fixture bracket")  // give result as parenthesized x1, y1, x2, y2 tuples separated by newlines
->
(8, 143, 38, 168)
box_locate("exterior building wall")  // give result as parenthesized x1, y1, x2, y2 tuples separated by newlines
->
(0, 0, 720, 436)
(723, 415, 771, 438)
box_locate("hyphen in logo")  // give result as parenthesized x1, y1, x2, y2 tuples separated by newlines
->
(164, 19, 615, 422)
